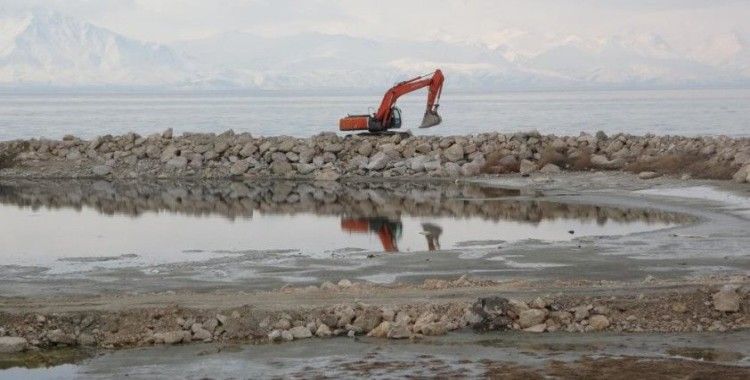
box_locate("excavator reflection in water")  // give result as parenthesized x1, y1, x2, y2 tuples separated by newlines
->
(340, 217, 443, 253)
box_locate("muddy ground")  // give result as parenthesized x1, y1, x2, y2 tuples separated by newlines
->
(0, 171, 749, 378)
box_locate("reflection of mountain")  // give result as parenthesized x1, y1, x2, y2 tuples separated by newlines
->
(0, 179, 689, 226)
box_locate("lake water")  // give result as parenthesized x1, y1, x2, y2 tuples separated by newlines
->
(0, 89, 748, 140)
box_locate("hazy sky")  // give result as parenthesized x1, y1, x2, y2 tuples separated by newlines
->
(3, 1, 747, 43)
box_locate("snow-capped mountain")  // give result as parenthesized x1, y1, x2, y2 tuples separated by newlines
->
(172, 31, 546, 90)
(0, 9, 191, 87)
(0, 9, 748, 91)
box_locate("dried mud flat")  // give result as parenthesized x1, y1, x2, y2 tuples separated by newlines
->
(0, 171, 748, 378)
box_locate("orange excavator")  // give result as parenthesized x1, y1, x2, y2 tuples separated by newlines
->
(339, 69, 444, 133)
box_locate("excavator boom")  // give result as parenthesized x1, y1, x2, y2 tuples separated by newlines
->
(339, 69, 444, 133)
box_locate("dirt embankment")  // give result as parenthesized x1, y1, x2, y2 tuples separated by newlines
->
(0, 277, 747, 354)
(1, 130, 749, 182)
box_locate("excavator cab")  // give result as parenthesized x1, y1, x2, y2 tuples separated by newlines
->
(389, 107, 402, 129)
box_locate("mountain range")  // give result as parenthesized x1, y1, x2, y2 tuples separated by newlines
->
(1, 9, 748, 91)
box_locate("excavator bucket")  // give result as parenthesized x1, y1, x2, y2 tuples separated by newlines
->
(419, 110, 442, 128)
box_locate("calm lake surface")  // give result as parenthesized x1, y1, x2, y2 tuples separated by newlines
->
(0, 180, 683, 273)
(0, 89, 748, 140)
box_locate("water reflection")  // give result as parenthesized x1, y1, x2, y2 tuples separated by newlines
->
(341, 217, 402, 252)
(0, 179, 689, 265)
(0, 179, 685, 225)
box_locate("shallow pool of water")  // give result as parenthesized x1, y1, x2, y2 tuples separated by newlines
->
(0, 180, 685, 273)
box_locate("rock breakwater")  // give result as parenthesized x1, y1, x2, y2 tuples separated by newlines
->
(1, 130, 748, 181)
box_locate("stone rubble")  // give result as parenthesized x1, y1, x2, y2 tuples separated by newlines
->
(0, 278, 746, 351)
(1, 130, 748, 181)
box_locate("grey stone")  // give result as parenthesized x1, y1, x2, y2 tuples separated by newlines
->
(518, 309, 548, 328)
(230, 160, 250, 175)
(92, 165, 111, 176)
(713, 286, 741, 312)
(519, 159, 538, 175)
(588, 315, 610, 331)
(539, 163, 561, 173)
(47, 329, 76, 345)
(315, 324, 332, 337)
(0, 337, 27, 353)
(443, 162, 461, 177)
(289, 326, 312, 339)
(443, 144, 464, 162)
(295, 163, 317, 174)
(367, 152, 391, 170)
(239, 143, 258, 157)
(461, 162, 482, 176)
(166, 156, 188, 170)
(271, 160, 294, 175)
(386, 323, 411, 339)
(733, 164, 750, 183)
(213, 141, 229, 154)
(638, 171, 661, 180)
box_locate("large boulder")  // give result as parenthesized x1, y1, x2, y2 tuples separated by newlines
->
(271, 160, 294, 175)
(443, 144, 464, 162)
(367, 152, 391, 170)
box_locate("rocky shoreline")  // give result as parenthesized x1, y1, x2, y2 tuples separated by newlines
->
(0, 277, 747, 354)
(1, 130, 749, 182)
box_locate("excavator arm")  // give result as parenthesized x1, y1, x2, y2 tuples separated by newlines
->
(339, 69, 444, 132)
(375, 69, 444, 130)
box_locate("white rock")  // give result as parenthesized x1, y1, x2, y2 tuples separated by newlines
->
(367, 152, 391, 170)
(713, 286, 741, 312)
(539, 163, 561, 173)
(523, 324, 547, 333)
(289, 326, 312, 339)
(268, 330, 283, 342)
(281, 330, 294, 341)
(638, 171, 661, 180)
(315, 324, 332, 337)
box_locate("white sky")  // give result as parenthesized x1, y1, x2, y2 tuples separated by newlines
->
(3, 0, 750, 64)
